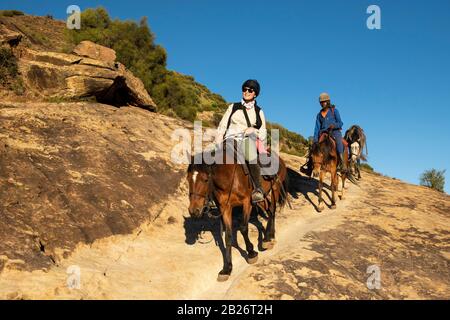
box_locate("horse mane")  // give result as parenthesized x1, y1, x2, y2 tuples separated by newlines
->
(344, 125, 368, 159)
(345, 125, 359, 142)
(187, 152, 213, 174)
(311, 134, 336, 164)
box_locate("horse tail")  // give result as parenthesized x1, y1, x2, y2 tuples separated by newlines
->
(277, 159, 290, 210)
(364, 138, 368, 157)
(361, 130, 368, 158)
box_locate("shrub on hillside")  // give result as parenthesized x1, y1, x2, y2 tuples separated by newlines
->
(0, 47, 24, 95)
(0, 47, 18, 84)
(0, 10, 25, 17)
(360, 163, 374, 172)
(420, 169, 445, 192)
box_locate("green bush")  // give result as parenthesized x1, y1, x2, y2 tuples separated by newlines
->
(0, 47, 19, 85)
(267, 122, 308, 156)
(360, 163, 374, 172)
(0, 10, 25, 17)
(420, 169, 445, 192)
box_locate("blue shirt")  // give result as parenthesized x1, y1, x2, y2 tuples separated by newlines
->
(313, 107, 344, 142)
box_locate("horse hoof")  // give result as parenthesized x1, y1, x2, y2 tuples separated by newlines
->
(247, 254, 258, 264)
(317, 206, 324, 213)
(217, 273, 230, 282)
(331, 204, 337, 209)
(262, 241, 274, 250)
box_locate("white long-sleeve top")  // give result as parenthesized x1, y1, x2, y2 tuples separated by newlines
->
(215, 100, 267, 143)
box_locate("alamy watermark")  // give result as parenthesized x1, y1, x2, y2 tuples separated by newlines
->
(366, 5, 381, 30)
(366, 264, 381, 290)
(66, 5, 81, 30)
(66, 265, 81, 289)
(171, 121, 280, 175)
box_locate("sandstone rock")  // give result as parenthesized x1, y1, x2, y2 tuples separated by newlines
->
(72, 40, 116, 64)
(0, 102, 184, 272)
(1, 25, 157, 112)
(16, 48, 157, 111)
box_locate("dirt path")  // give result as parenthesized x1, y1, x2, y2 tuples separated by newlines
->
(0, 166, 357, 299)
(0, 164, 448, 300)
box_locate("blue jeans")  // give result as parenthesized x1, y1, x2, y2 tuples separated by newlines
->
(331, 130, 344, 154)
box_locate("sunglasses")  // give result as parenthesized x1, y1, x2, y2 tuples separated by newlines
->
(242, 87, 255, 94)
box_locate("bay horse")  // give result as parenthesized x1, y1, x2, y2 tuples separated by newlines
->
(186, 142, 288, 281)
(344, 125, 368, 180)
(310, 130, 350, 212)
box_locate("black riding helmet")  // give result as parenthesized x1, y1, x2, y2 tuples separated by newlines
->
(242, 79, 260, 97)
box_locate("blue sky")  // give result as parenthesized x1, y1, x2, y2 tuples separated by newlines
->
(2, 0, 450, 192)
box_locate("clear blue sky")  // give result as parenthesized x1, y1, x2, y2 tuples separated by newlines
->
(3, 0, 450, 192)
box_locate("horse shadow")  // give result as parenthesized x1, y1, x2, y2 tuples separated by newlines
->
(183, 206, 271, 261)
(286, 167, 335, 212)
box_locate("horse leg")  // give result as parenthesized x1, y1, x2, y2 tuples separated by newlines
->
(240, 201, 258, 264)
(262, 192, 277, 250)
(340, 172, 346, 200)
(269, 191, 277, 241)
(218, 206, 233, 282)
(331, 169, 337, 209)
(318, 172, 324, 212)
(357, 161, 362, 179)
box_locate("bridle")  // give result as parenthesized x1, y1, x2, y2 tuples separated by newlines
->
(349, 141, 361, 160)
(188, 169, 214, 215)
(189, 191, 209, 200)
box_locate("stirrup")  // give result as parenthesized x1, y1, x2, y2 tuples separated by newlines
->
(251, 189, 265, 203)
(300, 166, 312, 176)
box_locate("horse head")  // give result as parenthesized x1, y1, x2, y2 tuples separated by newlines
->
(310, 132, 336, 178)
(350, 141, 361, 162)
(186, 159, 212, 218)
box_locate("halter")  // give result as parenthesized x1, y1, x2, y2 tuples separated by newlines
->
(188, 169, 220, 218)
(189, 191, 209, 199)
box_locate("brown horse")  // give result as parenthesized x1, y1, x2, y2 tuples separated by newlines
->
(187, 144, 288, 281)
(310, 131, 350, 212)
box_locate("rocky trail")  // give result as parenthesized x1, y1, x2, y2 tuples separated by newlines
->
(0, 139, 448, 299)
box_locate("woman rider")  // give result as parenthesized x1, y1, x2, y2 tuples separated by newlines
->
(313, 92, 348, 172)
(215, 79, 267, 203)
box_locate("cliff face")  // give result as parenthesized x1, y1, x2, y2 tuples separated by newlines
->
(0, 15, 176, 271)
(1, 18, 157, 111)
(0, 101, 186, 271)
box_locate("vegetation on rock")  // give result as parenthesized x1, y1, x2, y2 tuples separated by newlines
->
(420, 168, 446, 192)
(0, 47, 24, 95)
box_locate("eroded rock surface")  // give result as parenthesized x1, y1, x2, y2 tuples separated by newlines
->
(0, 102, 185, 271)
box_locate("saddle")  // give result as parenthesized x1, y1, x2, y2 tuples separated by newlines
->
(242, 148, 277, 180)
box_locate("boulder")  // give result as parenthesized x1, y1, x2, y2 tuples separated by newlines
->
(17, 48, 157, 111)
(1, 25, 157, 112)
(72, 40, 116, 64)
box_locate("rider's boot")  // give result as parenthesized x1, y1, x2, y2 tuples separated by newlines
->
(248, 164, 265, 203)
(338, 152, 348, 173)
(300, 157, 313, 177)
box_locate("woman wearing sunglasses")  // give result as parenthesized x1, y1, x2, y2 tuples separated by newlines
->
(215, 79, 267, 203)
